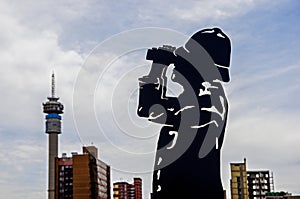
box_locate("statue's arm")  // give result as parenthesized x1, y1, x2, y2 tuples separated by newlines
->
(137, 76, 180, 126)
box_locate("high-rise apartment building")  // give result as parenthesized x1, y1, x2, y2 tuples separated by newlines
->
(133, 178, 142, 199)
(55, 146, 111, 199)
(230, 158, 249, 199)
(113, 178, 142, 199)
(230, 158, 274, 199)
(247, 170, 271, 199)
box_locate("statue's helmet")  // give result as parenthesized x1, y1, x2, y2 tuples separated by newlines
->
(182, 28, 231, 82)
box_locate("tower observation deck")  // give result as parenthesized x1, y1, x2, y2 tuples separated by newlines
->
(43, 72, 64, 199)
(43, 73, 64, 133)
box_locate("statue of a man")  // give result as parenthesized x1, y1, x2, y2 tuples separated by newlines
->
(137, 28, 231, 198)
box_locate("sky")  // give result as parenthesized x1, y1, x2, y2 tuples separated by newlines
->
(0, 0, 299, 198)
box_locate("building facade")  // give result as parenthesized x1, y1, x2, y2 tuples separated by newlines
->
(113, 178, 142, 199)
(56, 155, 73, 198)
(230, 158, 274, 199)
(55, 146, 111, 199)
(247, 171, 271, 199)
(230, 158, 249, 199)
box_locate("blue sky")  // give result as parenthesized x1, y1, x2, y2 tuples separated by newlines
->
(0, 0, 299, 198)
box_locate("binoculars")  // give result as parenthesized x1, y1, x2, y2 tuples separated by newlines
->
(144, 45, 187, 80)
(146, 45, 177, 65)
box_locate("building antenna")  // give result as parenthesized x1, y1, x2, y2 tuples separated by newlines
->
(51, 71, 55, 98)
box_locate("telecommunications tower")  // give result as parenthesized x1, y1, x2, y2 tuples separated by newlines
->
(42, 72, 64, 199)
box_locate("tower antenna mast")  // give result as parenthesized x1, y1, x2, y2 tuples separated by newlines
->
(51, 72, 55, 98)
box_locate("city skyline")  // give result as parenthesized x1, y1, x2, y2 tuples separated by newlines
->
(0, 1, 299, 198)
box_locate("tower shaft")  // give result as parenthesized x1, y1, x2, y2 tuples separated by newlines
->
(48, 133, 58, 199)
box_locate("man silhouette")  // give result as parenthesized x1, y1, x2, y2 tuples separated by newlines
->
(137, 28, 231, 198)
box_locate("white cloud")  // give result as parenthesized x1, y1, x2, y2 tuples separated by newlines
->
(0, 1, 83, 132)
(0, 2, 84, 198)
(0, 135, 47, 199)
(133, 0, 274, 27)
(220, 60, 300, 195)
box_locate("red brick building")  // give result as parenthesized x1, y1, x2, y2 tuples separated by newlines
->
(113, 178, 142, 199)
(55, 146, 111, 199)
